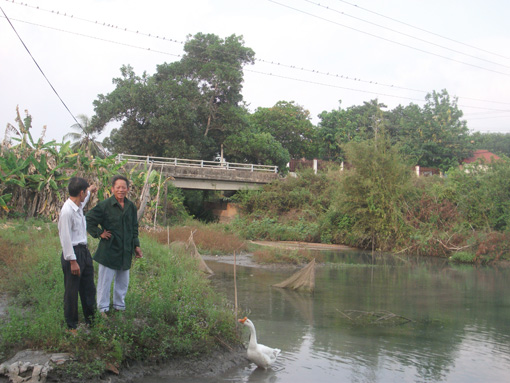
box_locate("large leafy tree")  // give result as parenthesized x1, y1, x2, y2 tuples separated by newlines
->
(93, 33, 254, 159)
(176, 33, 255, 138)
(223, 128, 290, 170)
(317, 99, 389, 161)
(250, 101, 318, 159)
(394, 90, 473, 171)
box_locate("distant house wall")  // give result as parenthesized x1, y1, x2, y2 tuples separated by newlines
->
(460, 150, 501, 172)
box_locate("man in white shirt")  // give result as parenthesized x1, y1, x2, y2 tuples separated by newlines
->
(58, 177, 97, 330)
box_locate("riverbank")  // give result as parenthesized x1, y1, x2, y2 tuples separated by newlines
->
(0, 219, 243, 382)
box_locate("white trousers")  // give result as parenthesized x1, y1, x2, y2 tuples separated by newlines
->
(96, 264, 129, 312)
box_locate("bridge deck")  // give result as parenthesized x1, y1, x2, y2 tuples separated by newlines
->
(118, 154, 279, 191)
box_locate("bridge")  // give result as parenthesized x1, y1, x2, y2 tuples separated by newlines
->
(117, 154, 279, 191)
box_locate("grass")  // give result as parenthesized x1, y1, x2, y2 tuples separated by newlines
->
(0, 219, 241, 379)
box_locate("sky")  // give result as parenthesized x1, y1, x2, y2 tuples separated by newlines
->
(1, 0, 510, 147)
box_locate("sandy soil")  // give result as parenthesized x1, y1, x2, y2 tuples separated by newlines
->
(249, 240, 355, 251)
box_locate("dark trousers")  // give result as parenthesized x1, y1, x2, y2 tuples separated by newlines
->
(61, 245, 96, 329)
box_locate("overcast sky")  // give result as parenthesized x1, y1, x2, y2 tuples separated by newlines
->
(1, 0, 510, 147)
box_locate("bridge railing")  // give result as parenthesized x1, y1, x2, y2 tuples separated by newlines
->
(117, 154, 278, 173)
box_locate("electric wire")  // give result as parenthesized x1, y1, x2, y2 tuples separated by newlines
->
(2, 1, 510, 128)
(4, 0, 510, 107)
(304, 0, 510, 70)
(334, 0, 510, 61)
(3, 11, 510, 109)
(3, 14, 510, 115)
(267, 0, 510, 77)
(0, 5, 82, 128)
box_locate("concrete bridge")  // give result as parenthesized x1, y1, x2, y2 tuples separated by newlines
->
(117, 154, 279, 191)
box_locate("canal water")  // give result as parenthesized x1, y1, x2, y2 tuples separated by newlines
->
(146, 250, 510, 383)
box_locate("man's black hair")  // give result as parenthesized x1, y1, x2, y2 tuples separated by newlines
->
(68, 177, 89, 197)
(112, 175, 129, 188)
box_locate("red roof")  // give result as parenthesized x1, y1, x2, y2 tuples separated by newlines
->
(462, 150, 500, 164)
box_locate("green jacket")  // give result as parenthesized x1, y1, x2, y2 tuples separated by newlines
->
(86, 196, 140, 270)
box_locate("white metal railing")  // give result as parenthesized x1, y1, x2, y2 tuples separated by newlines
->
(117, 153, 278, 173)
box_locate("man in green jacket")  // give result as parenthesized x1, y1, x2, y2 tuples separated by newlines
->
(86, 175, 143, 315)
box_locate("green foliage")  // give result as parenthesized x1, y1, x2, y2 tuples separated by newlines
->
(470, 131, 510, 157)
(337, 134, 413, 250)
(395, 90, 473, 171)
(94, 32, 255, 160)
(250, 101, 318, 159)
(317, 99, 390, 161)
(449, 251, 477, 264)
(223, 129, 290, 170)
(63, 114, 106, 159)
(317, 91, 473, 171)
(0, 107, 191, 225)
(0, 221, 240, 378)
(446, 158, 510, 231)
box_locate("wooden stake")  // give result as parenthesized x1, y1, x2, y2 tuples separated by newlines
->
(234, 250, 238, 322)
(153, 164, 164, 229)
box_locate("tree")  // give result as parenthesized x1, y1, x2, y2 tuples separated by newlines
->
(223, 128, 290, 170)
(93, 33, 255, 160)
(64, 114, 106, 158)
(469, 132, 510, 157)
(250, 101, 318, 159)
(317, 100, 390, 161)
(176, 33, 255, 138)
(394, 90, 472, 171)
(337, 133, 413, 250)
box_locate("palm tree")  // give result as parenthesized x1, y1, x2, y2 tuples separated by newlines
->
(63, 114, 106, 159)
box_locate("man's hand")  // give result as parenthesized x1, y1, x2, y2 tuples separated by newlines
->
(87, 184, 98, 194)
(135, 246, 143, 259)
(100, 230, 112, 240)
(70, 260, 81, 276)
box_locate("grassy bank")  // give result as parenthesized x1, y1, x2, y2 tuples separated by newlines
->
(0, 219, 241, 380)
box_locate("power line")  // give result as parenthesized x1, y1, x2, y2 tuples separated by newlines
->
(334, 0, 510, 61)
(267, 0, 510, 77)
(5, 0, 510, 107)
(305, 0, 510, 70)
(3, 13, 510, 115)
(0, 6, 82, 128)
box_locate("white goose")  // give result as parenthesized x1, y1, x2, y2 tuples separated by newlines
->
(238, 317, 281, 369)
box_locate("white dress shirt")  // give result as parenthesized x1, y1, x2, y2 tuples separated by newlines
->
(58, 190, 91, 261)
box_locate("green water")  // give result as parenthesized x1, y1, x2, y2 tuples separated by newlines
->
(149, 251, 510, 382)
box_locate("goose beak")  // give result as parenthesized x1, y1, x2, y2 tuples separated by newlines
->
(238, 317, 247, 323)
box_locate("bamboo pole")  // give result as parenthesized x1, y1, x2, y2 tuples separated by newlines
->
(153, 164, 164, 229)
(234, 250, 238, 322)
(136, 161, 153, 221)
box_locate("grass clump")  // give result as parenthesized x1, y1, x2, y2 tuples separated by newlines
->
(0, 219, 240, 379)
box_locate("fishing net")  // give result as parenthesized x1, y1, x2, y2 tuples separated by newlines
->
(273, 258, 315, 292)
(186, 230, 214, 275)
